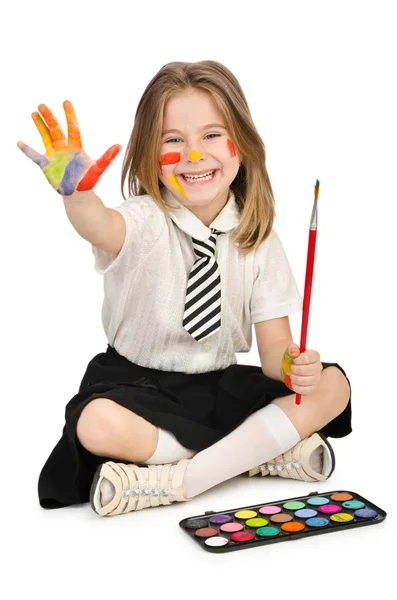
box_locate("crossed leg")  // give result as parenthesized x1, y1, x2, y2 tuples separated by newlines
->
(77, 366, 350, 503)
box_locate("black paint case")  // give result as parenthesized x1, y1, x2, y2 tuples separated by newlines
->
(179, 489, 387, 553)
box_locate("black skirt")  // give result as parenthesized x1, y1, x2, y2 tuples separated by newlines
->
(38, 344, 352, 509)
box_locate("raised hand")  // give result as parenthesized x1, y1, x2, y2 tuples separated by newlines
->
(17, 100, 121, 195)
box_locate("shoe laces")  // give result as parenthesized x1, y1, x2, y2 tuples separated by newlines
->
(259, 454, 302, 474)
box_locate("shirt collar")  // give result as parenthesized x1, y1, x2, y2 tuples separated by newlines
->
(161, 186, 240, 241)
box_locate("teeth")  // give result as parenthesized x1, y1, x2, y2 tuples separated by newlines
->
(182, 170, 215, 182)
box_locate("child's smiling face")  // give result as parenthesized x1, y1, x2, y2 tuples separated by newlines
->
(158, 88, 241, 220)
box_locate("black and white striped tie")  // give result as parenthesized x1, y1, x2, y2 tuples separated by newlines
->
(183, 229, 224, 342)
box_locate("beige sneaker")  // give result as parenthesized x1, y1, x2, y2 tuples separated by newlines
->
(247, 432, 335, 482)
(90, 459, 191, 517)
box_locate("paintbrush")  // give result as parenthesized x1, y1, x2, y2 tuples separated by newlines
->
(296, 179, 320, 405)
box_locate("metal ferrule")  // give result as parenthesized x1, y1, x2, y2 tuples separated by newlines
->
(310, 198, 318, 229)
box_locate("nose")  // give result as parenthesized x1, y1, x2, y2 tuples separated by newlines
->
(188, 148, 203, 162)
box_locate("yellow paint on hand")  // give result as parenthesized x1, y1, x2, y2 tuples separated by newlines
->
(168, 174, 188, 199)
(189, 149, 201, 161)
(281, 349, 294, 390)
(281, 349, 293, 376)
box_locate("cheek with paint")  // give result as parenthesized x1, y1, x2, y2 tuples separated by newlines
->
(159, 152, 181, 175)
(226, 139, 236, 158)
(281, 349, 294, 390)
(159, 151, 188, 199)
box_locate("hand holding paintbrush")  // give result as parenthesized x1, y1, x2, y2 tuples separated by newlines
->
(281, 180, 322, 405)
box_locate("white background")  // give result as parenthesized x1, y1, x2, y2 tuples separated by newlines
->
(2, 1, 396, 598)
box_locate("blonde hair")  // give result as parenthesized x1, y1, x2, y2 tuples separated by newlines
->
(121, 60, 275, 255)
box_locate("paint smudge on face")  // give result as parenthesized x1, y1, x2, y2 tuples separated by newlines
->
(159, 152, 181, 175)
(189, 149, 201, 161)
(160, 152, 181, 167)
(168, 174, 188, 199)
(227, 139, 236, 157)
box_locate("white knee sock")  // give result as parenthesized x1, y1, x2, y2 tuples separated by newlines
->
(99, 428, 196, 505)
(183, 403, 301, 499)
(144, 428, 197, 464)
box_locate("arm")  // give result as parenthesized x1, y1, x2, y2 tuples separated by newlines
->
(62, 189, 126, 254)
(254, 316, 294, 381)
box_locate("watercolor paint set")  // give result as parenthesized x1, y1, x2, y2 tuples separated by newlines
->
(179, 490, 386, 553)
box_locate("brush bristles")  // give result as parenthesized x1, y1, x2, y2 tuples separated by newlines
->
(314, 179, 320, 201)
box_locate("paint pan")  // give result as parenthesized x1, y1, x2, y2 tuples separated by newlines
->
(179, 490, 386, 554)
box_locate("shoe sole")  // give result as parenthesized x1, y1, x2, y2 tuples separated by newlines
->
(316, 431, 336, 478)
(89, 464, 103, 515)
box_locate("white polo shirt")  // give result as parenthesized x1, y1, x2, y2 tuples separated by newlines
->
(92, 187, 303, 374)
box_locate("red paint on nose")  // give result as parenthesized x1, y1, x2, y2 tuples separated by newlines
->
(227, 139, 236, 158)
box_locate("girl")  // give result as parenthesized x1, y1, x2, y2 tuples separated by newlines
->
(17, 60, 352, 517)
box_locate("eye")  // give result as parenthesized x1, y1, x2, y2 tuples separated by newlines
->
(205, 134, 221, 140)
(165, 137, 183, 143)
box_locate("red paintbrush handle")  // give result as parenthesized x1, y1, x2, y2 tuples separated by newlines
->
(296, 228, 317, 405)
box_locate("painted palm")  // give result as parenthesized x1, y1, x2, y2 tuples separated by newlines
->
(17, 100, 121, 195)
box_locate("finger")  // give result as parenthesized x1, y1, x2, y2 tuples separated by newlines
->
(77, 144, 122, 191)
(290, 384, 315, 396)
(283, 377, 315, 396)
(31, 112, 53, 155)
(292, 353, 318, 366)
(38, 103, 67, 149)
(63, 100, 82, 151)
(288, 344, 300, 356)
(291, 374, 318, 387)
(291, 364, 321, 376)
(17, 140, 49, 169)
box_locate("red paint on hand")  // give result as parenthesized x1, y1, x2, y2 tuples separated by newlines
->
(77, 144, 122, 191)
(283, 373, 294, 391)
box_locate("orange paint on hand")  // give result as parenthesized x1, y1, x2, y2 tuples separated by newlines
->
(37, 103, 67, 147)
(63, 100, 82, 149)
(227, 138, 236, 157)
(283, 373, 293, 391)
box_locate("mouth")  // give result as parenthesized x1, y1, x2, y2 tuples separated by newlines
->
(178, 169, 219, 186)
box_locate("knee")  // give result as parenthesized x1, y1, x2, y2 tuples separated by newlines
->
(76, 397, 120, 455)
(323, 366, 351, 416)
